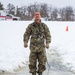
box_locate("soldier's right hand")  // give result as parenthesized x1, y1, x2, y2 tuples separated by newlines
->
(45, 43, 49, 49)
(24, 43, 28, 48)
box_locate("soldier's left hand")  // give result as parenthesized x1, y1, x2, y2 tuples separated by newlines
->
(24, 43, 28, 48)
(46, 43, 49, 49)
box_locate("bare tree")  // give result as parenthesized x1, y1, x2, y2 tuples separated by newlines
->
(47, 5, 53, 20)
(51, 8, 58, 21)
(4, 2, 75, 21)
(19, 5, 27, 16)
(59, 8, 66, 21)
(40, 3, 48, 18)
(0, 2, 4, 10)
(27, 3, 40, 20)
(65, 6, 74, 21)
(7, 3, 15, 15)
(16, 6, 21, 16)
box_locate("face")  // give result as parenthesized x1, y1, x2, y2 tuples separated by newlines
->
(34, 12, 41, 21)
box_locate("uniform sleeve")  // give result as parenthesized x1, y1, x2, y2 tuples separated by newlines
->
(44, 24, 51, 44)
(23, 25, 32, 43)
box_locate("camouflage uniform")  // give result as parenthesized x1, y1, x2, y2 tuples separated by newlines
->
(23, 21, 51, 73)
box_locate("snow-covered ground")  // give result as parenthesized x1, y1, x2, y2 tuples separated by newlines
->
(0, 21, 75, 73)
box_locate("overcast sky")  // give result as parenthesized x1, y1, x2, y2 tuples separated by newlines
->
(0, 0, 75, 8)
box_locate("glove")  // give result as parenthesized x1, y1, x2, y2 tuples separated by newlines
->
(24, 43, 28, 48)
(46, 43, 49, 49)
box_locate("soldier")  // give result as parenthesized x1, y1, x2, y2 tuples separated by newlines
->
(23, 12, 51, 75)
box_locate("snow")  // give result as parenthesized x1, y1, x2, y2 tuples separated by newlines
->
(0, 21, 75, 72)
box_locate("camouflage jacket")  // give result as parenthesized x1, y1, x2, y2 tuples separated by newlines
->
(23, 21, 51, 52)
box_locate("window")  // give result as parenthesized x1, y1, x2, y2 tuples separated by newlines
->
(6, 15, 12, 18)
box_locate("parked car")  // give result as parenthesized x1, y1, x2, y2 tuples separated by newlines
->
(6, 14, 21, 20)
(0, 10, 20, 21)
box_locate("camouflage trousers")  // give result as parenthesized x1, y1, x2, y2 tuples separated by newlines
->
(29, 51, 47, 73)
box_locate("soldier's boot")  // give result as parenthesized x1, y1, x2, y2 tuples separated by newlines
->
(32, 72, 36, 75)
(38, 72, 42, 75)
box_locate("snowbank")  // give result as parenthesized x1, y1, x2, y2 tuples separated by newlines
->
(0, 21, 75, 72)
